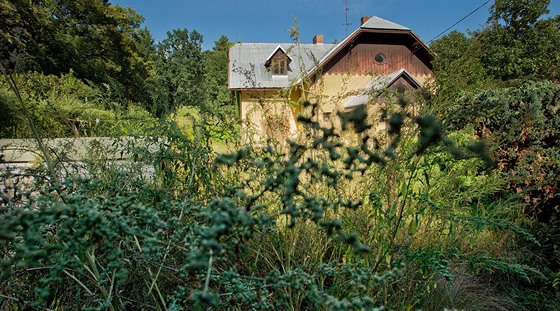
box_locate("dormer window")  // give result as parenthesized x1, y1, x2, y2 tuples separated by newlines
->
(272, 59, 287, 75)
(265, 45, 292, 75)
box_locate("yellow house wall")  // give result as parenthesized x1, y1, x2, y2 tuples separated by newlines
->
(239, 89, 300, 142)
(238, 73, 432, 141)
(307, 73, 432, 113)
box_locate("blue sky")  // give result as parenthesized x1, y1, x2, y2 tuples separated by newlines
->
(113, 0, 560, 49)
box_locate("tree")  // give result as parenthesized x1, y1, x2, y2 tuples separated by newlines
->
(430, 0, 560, 93)
(429, 1, 560, 289)
(478, 0, 560, 82)
(203, 35, 234, 115)
(0, 0, 151, 101)
(490, 0, 550, 34)
(149, 28, 205, 118)
(428, 31, 492, 111)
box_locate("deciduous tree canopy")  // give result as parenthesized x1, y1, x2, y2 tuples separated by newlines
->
(1, 0, 150, 102)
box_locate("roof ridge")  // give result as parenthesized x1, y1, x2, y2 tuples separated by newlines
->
(232, 42, 337, 46)
(361, 16, 410, 30)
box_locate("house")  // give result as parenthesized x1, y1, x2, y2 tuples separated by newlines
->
(228, 16, 434, 141)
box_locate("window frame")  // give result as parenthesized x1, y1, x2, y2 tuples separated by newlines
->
(272, 59, 287, 75)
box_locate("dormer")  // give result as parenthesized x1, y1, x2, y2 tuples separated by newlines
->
(265, 45, 292, 75)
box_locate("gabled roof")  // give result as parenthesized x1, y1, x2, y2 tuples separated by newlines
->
(305, 16, 433, 79)
(343, 69, 422, 109)
(228, 16, 433, 90)
(229, 43, 335, 90)
(361, 16, 410, 31)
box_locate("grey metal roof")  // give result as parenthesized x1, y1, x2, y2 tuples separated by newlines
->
(343, 69, 422, 109)
(361, 16, 410, 31)
(229, 43, 336, 89)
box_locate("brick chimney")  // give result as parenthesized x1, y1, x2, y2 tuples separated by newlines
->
(361, 16, 371, 25)
(313, 34, 324, 44)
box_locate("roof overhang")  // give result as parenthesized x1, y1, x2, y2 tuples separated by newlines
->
(343, 68, 423, 109)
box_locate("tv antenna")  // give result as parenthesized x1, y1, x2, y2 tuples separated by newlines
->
(343, 0, 352, 35)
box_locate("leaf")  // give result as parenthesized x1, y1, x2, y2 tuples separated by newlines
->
(387, 203, 397, 222)
(423, 169, 430, 189)
(399, 182, 408, 198)
(408, 217, 418, 236)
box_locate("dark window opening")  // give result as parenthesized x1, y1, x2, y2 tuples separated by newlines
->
(374, 53, 386, 64)
(272, 59, 287, 75)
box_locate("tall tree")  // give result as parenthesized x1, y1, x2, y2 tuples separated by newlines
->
(430, 0, 560, 277)
(478, 0, 560, 82)
(490, 0, 550, 34)
(203, 35, 234, 115)
(150, 28, 205, 118)
(429, 31, 492, 110)
(431, 0, 560, 91)
(0, 0, 150, 101)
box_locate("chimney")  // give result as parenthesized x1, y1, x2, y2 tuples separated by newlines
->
(313, 34, 324, 44)
(361, 16, 371, 25)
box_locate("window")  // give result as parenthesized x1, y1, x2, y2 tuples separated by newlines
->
(374, 53, 386, 64)
(272, 59, 287, 75)
(266, 46, 291, 75)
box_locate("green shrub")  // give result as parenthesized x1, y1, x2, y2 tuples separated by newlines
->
(0, 72, 156, 138)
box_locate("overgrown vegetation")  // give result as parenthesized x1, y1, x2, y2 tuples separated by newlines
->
(1, 0, 559, 309)
(1, 0, 236, 139)
(1, 97, 543, 310)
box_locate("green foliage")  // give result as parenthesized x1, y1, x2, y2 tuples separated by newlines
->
(2, 92, 545, 309)
(428, 2, 560, 306)
(430, 0, 560, 101)
(490, 0, 551, 33)
(429, 31, 493, 109)
(203, 35, 234, 113)
(2, 0, 236, 129)
(0, 0, 151, 102)
(0, 72, 156, 138)
(148, 28, 205, 118)
(201, 35, 239, 142)
(1, 1, 557, 308)
(446, 81, 559, 220)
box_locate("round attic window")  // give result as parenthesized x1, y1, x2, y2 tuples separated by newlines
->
(374, 53, 386, 64)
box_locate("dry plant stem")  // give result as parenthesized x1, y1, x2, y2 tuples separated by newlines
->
(373, 156, 420, 272)
(0, 294, 19, 302)
(0, 63, 57, 184)
(106, 268, 117, 308)
(62, 269, 94, 296)
(84, 249, 116, 311)
(133, 235, 168, 310)
(204, 250, 214, 295)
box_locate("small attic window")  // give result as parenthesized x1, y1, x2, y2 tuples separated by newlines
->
(374, 53, 386, 64)
(265, 46, 291, 75)
(272, 59, 287, 75)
